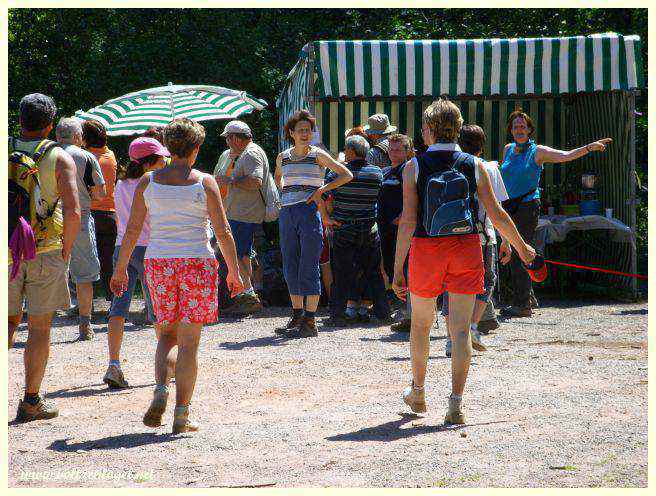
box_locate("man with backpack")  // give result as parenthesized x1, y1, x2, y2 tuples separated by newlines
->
(56, 117, 107, 341)
(392, 98, 536, 424)
(8, 93, 81, 422)
(364, 113, 396, 169)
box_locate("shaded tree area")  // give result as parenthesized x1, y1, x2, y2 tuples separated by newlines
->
(8, 8, 647, 267)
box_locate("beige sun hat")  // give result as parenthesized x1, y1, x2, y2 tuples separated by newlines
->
(363, 113, 397, 135)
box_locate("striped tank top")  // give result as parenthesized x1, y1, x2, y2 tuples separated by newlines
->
(280, 146, 325, 206)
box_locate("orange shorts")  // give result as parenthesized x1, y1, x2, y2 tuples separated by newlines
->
(408, 235, 484, 298)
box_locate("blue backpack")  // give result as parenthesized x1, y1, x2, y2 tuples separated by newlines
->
(421, 153, 476, 237)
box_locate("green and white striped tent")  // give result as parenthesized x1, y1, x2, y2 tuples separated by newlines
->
(277, 33, 644, 293)
(76, 84, 267, 136)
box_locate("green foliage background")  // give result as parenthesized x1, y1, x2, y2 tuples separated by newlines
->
(8, 8, 647, 270)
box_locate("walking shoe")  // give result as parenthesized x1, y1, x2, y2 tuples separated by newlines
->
(357, 310, 371, 323)
(477, 318, 500, 334)
(390, 319, 411, 333)
(65, 305, 79, 318)
(172, 405, 199, 434)
(444, 397, 466, 425)
(500, 305, 532, 318)
(143, 388, 169, 427)
(445, 337, 452, 357)
(274, 313, 303, 335)
(471, 329, 487, 352)
(403, 382, 427, 413)
(103, 364, 129, 389)
(78, 323, 94, 341)
(284, 316, 318, 338)
(322, 315, 349, 328)
(16, 396, 59, 422)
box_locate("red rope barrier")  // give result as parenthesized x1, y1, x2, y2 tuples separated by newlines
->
(545, 259, 647, 280)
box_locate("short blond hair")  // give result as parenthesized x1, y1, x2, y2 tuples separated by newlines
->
(423, 98, 463, 143)
(163, 118, 206, 157)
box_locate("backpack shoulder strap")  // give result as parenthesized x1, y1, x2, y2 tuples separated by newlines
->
(32, 139, 57, 165)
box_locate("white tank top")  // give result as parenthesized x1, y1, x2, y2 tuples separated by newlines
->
(143, 173, 214, 259)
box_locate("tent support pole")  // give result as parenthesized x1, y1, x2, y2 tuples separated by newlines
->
(629, 92, 637, 298)
(306, 44, 316, 118)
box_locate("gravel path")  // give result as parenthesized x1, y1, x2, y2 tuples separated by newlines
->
(8, 299, 648, 487)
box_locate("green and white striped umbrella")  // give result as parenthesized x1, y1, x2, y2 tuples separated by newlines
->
(75, 83, 267, 136)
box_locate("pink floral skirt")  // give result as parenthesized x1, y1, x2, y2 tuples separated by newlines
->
(144, 257, 219, 325)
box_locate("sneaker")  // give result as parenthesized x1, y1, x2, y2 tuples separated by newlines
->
(444, 397, 466, 425)
(445, 337, 452, 357)
(274, 313, 303, 335)
(500, 305, 532, 318)
(357, 307, 371, 323)
(470, 329, 487, 352)
(172, 405, 199, 434)
(403, 383, 427, 413)
(16, 396, 59, 422)
(284, 316, 318, 338)
(65, 305, 79, 318)
(477, 318, 500, 334)
(103, 364, 129, 389)
(78, 324, 94, 341)
(344, 307, 358, 321)
(143, 388, 169, 427)
(390, 319, 411, 333)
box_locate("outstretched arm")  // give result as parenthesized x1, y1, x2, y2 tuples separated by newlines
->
(536, 138, 612, 165)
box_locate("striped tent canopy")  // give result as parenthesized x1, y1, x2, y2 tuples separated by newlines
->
(314, 33, 643, 99)
(76, 83, 267, 136)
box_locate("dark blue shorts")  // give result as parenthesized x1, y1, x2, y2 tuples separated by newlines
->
(228, 219, 259, 258)
(278, 202, 323, 296)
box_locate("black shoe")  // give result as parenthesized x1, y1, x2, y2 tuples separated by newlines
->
(322, 316, 349, 328)
(284, 316, 318, 338)
(477, 318, 500, 334)
(500, 305, 532, 318)
(390, 319, 411, 333)
(274, 313, 303, 335)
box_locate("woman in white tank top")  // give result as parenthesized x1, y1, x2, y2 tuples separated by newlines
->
(110, 118, 243, 434)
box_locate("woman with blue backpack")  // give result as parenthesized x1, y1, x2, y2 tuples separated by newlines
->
(392, 98, 536, 425)
(499, 110, 611, 318)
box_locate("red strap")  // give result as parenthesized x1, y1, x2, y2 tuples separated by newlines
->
(545, 259, 647, 280)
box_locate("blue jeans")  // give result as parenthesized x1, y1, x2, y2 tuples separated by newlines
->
(108, 245, 154, 321)
(279, 202, 323, 296)
(228, 219, 259, 258)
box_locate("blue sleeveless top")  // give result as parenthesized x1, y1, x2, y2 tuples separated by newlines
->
(499, 140, 542, 202)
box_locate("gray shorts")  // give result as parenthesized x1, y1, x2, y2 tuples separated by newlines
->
(442, 243, 497, 316)
(69, 213, 101, 284)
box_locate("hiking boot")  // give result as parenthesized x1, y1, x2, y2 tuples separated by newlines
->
(274, 313, 303, 335)
(445, 337, 452, 357)
(172, 405, 199, 434)
(477, 318, 499, 334)
(403, 382, 427, 413)
(223, 292, 263, 316)
(285, 316, 318, 338)
(143, 388, 169, 427)
(16, 396, 59, 422)
(444, 397, 466, 425)
(78, 323, 94, 341)
(390, 319, 411, 333)
(500, 306, 532, 318)
(103, 364, 129, 389)
(471, 329, 487, 352)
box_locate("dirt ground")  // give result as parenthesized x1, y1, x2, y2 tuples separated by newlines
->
(7, 298, 648, 488)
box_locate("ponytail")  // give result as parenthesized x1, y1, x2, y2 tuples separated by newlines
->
(118, 154, 160, 180)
